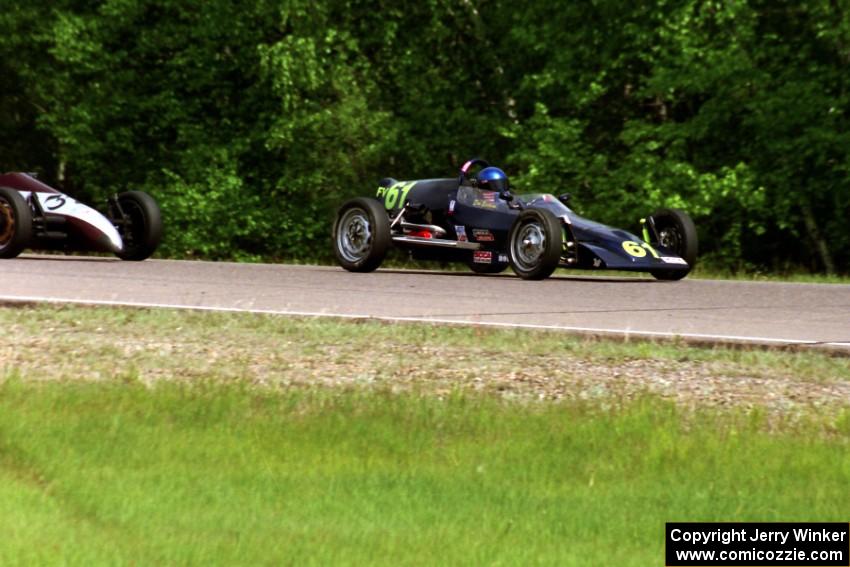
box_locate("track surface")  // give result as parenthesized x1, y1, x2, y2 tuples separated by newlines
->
(1, 255, 848, 350)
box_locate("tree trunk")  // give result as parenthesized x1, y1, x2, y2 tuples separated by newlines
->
(57, 153, 66, 186)
(801, 200, 836, 275)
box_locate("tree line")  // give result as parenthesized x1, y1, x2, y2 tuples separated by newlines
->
(1, 0, 848, 273)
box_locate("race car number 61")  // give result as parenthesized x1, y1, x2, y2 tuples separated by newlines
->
(376, 181, 416, 210)
(622, 240, 660, 258)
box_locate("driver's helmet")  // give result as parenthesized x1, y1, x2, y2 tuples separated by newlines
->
(478, 166, 509, 194)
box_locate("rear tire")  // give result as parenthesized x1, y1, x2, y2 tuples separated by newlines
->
(507, 208, 562, 280)
(114, 191, 162, 261)
(650, 208, 697, 281)
(333, 197, 391, 272)
(0, 187, 33, 259)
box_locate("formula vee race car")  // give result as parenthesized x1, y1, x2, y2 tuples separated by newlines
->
(0, 171, 162, 261)
(333, 158, 697, 280)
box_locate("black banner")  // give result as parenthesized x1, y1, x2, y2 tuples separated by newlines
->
(666, 523, 849, 566)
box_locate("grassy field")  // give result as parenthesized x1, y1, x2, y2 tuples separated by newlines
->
(2, 382, 850, 566)
(1, 305, 849, 565)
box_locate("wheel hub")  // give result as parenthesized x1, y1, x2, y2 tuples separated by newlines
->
(659, 227, 681, 252)
(515, 222, 546, 267)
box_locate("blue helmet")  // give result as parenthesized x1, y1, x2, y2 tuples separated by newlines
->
(478, 166, 509, 194)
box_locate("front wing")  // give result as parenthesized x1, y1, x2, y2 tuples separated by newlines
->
(564, 214, 689, 273)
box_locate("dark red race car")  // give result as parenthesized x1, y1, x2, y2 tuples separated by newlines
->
(0, 172, 161, 260)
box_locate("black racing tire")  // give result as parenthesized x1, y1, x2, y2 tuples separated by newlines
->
(507, 208, 563, 280)
(114, 191, 162, 261)
(333, 197, 391, 272)
(0, 187, 33, 259)
(468, 261, 508, 274)
(650, 208, 697, 281)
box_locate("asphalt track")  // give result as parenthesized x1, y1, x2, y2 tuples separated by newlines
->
(1, 255, 848, 351)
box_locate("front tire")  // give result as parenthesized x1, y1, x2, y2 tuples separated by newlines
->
(333, 197, 391, 272)
(0, 187, 33, 259)
(650, 208, 697, 281)
(113, 191, 162, 261)
(507, 208, 563, 280)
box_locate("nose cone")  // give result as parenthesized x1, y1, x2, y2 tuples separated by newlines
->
(96, 232, 123, 254)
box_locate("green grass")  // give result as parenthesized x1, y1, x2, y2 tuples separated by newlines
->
(1, 305, 849, 565)
(0, 381, 849, 566)
(688, 266, 850, 284)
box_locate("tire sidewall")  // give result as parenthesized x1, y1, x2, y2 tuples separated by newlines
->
(650, 208, 697, 280)
(115, 190, 162, 261)
(652, 208, 697, 266)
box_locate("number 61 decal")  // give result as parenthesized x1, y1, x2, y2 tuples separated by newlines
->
(622, 240, 660, 258)
(376, 181, 416, 210)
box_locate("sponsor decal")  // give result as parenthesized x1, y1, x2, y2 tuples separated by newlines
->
(455, 225, 467, 242)
(498, 254, 508, 263)
(661, 256, 688, 265)
(473, 251, 493, 264)
(480, 191, 497, 202)
(448, 199, 456, 214)
(593, 258, 602, 268)
(472, 199, 498, 210)
(472, 228, 494, 242)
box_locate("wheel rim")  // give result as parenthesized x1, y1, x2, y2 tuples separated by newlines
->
(512, 220, 546, 271)
(337, 208, 373, 263)
(0, 199, 15, 248)
(658, 225, 682, 254)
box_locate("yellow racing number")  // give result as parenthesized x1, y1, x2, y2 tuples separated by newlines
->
(376, 181, 415, 210)
(622, 240, 660, 258)
(622, 241, 647, 257)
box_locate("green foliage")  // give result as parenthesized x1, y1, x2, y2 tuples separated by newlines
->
(1, 0, 848, 272)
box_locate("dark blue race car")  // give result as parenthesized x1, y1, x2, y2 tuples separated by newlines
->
(333, 158, 697, 280)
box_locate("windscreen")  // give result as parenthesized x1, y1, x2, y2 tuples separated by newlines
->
(516, 193, 573, 215)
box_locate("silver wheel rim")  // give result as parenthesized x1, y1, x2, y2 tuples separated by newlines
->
(512, 221, 546, 271)
(337, 208, 373, 263)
